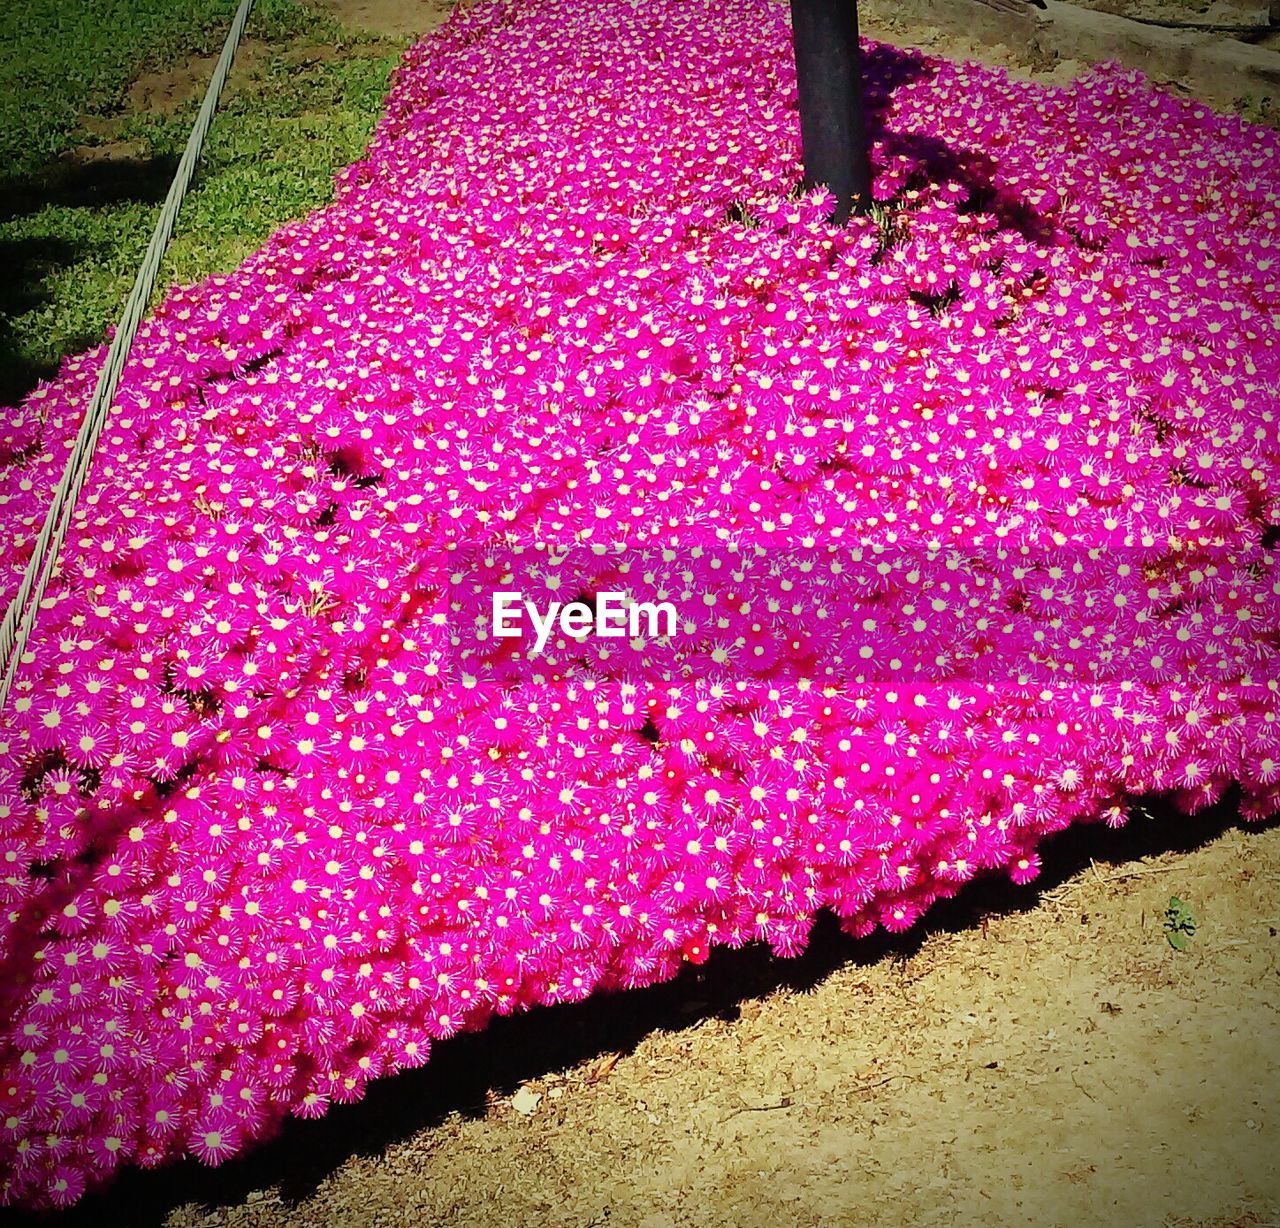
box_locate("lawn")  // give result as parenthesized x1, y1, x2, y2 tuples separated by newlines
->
(0, 0, 405, 406)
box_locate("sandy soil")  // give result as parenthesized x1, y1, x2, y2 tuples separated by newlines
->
(307, 0, 453, 38)
(857, 0, 1090, 85)
(1068, 0, 1272, 33)
(23, 4, 1279, 1226)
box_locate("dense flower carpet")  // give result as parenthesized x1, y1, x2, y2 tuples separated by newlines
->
(1, 0, 1278, 1207)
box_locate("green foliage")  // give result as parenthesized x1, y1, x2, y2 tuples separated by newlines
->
(0, 0, 403, 405)
(0, 0, 322, 179)
(145, 48, 399, 289)
(1162, 896, 1198, 951)
(1237, 95, 1277, 127)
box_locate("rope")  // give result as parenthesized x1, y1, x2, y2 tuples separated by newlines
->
(0, 0, 256, 711)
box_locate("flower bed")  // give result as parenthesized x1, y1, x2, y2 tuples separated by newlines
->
(1, 0, 1278, 1208)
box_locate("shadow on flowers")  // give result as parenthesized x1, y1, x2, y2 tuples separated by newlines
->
(21, 792, 1272, 1228)
(861, 43, 1054, 244)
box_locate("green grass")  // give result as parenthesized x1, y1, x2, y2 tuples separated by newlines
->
(0, 0, 405, 405)
(1239, 94, 1277, 127)
(0, 0, 322, 179)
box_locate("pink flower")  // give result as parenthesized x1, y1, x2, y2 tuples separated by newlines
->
(2, 0, 1280, 1209)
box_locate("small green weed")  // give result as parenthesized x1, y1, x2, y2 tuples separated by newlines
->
(1238, 94, 1277, 127)
(1162, 896, 1198, 951)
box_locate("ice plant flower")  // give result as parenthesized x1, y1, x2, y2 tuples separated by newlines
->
(0, 0, 1278, 1209)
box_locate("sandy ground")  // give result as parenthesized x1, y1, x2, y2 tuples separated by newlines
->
(1069, 0, 1272, 33)
(21, 3, 1280, 1226)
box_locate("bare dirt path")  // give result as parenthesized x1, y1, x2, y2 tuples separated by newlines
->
(307, 0, 452, 39)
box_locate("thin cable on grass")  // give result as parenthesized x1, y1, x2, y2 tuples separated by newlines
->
(0, 0, 256, 711)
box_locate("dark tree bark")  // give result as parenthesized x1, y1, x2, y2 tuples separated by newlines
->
(789, 0, 873, 221)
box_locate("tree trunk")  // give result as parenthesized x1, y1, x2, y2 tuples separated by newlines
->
(789, 0, 872, 221)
